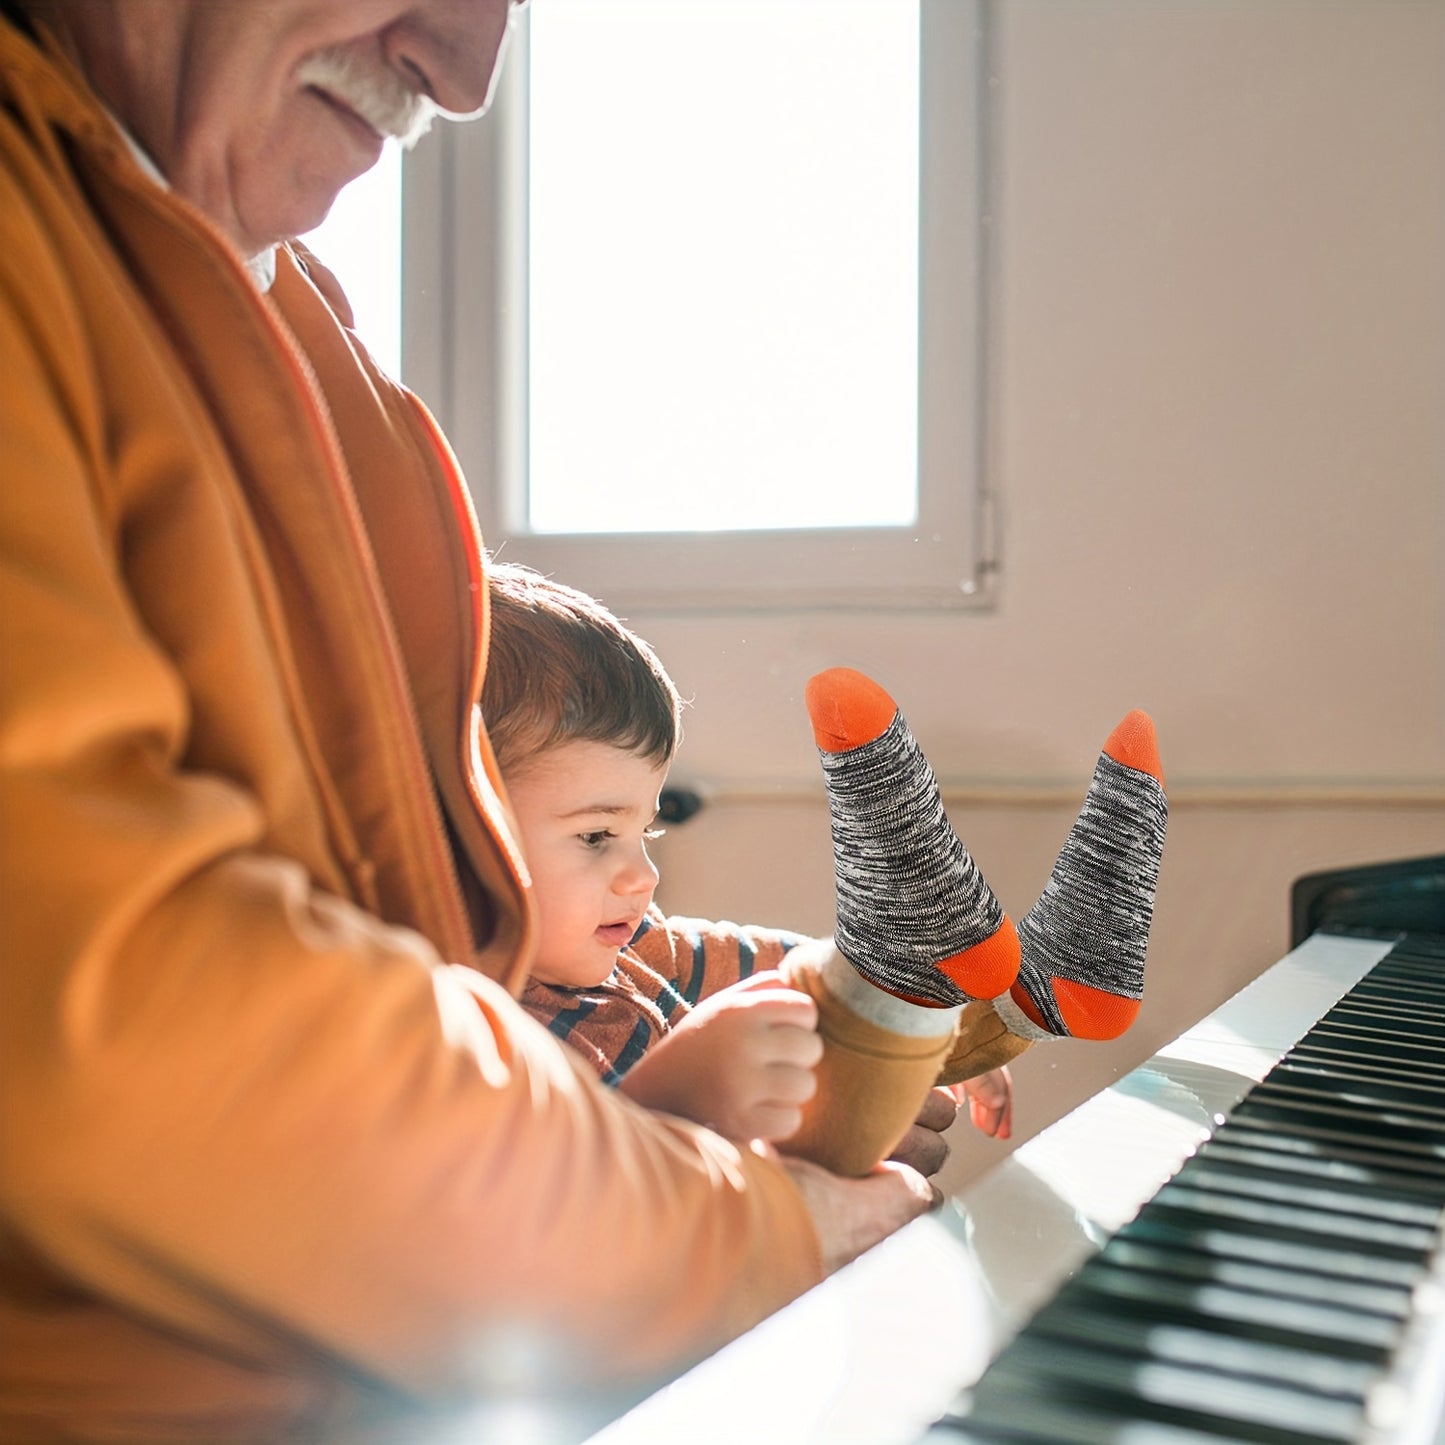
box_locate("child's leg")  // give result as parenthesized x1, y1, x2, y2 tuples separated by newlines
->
(996, 710, 1167, 1041)
(936, 714, 1166, 1083)
(780, 676, 1165, 1174)
(805, 668, 1020, 1005)
(779, 668, 1016, 1176)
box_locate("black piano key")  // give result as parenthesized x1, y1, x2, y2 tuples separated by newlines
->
(1288, 1035, 1445, 1072)
(1248, 1065, 1445, 1108)
(959, 1331, 1368, 1442)
(1254, 1072, 1445, 1125)
(1115, 1215, 1426, 1290)
(933, 1389, 1306, 1444)
(1270, 1055, 1445, 1101)
(1347, 974, 1445, 1004)
(1095, 1235, 1413, 1319)
(940, 932, 1445, 1442)
(1294, 1021, 1445, 1070)
(1229, 1098, 1445, 1161)
(1334, 978, 1445, 1010)
(1202, 1124, 1445, 1191)
(1053, 1261, 1401, 1355)
(1218, 1131, 1445, 1186)
(931, 1393, 1260, 1443)
(1140, 1182, 1438, 1257)
(1026, 1299, 1381, 1399)
(1288, 1007, 1445, 1054)
(1330, 990, 1445, 1023)
(1283, 1048, 1445, 1096)
(1168, 1157, 1444, 1227)
(1315, 980, 1445, 1014)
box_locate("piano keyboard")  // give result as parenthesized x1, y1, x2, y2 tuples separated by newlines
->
(935, 931, 1445, 1444)
(583, 925, 1445, 1445)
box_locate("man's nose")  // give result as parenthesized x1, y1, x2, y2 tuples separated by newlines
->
(383, 0, 519, 119)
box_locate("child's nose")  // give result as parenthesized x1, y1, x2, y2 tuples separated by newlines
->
(615, 847, 659, 897)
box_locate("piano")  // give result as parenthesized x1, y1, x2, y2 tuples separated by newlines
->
(587, 855, 1445, 1445)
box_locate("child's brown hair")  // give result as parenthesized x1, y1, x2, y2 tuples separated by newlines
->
(481, 560, 683, 777)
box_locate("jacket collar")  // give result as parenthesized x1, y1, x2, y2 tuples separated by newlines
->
(0, 10, 134, 162)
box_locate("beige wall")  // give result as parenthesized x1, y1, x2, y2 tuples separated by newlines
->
(631, 1, 1444, 1171)
(651, 795, 1444, 1191)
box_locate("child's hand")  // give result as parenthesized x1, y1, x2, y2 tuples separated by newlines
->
(955, 1066, 1013, 1139)
(618, 971, 822, 1142)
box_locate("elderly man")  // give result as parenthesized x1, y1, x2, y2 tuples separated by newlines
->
(0, 2, 962, 1438)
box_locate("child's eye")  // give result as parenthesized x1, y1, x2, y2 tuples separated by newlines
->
(578, 830, 614, 849)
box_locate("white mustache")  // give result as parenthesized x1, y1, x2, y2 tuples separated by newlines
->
(296, 48, 437, 149)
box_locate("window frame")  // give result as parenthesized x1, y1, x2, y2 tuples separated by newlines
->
(402, 0, 995, 613)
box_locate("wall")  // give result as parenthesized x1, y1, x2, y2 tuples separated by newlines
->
(629, 0, 1445, 1178)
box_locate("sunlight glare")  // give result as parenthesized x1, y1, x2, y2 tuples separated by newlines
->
(527, 0, 921, 534)
(299, 145, 404, 380)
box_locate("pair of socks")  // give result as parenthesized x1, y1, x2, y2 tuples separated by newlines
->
(806, 667, 1168, 1044)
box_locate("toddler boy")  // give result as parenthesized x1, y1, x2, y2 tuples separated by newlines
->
(483, 562, 1167, 1174)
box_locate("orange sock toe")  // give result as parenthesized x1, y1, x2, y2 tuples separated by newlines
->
(806, 667, 899, 753)
(1103, 709, 1165, 788)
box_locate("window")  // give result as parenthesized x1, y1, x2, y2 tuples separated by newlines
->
(301, 144, 404, 380)
(527, 1, 919, 537)
(405, 0, 993, 611)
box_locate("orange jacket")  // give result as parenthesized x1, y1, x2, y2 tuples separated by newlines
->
(0, 17, 819, 1440)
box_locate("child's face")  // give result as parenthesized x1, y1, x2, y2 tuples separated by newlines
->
(505, 740, 668, 989)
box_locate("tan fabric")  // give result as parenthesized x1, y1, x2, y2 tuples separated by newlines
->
(778, 951, 958, 1178)
(936, 1000, 1036, 1086)
(0, 17, 821, 1440)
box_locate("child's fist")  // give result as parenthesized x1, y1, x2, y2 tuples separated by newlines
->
(618, 971, 822, 1141)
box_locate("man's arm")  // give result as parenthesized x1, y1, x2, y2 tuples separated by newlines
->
(0, 193, 922, 1401)
(776, 1152, 941, 1274)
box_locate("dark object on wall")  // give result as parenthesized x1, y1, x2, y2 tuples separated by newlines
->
(658, 787, 706, 826)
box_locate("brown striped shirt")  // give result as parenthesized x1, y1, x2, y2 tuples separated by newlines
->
(519, 906, 807, 1084)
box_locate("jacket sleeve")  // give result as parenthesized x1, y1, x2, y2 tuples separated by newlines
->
(0, 188, 821, 1397)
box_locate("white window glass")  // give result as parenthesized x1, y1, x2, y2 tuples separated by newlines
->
(407, 0, 991, 612)
(300, 144, 404, 380)
(526, 0, 920, 535)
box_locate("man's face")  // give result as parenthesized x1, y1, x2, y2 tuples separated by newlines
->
(76, 1, 522, 256)
(504, 740, 667, 991)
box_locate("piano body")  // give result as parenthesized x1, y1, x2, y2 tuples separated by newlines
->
(588, 855, 1445, 1445)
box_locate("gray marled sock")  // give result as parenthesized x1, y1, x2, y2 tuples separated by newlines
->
(808, 668, 1020, 1006)
(1000, 711, 1167, 1041)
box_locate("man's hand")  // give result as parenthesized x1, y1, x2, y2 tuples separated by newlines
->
(886, 1067, 1014, 1176)
(618, 972, 823, 1140)
(770, 1146, 940, 1275)
(886, 1086, 959, 1176)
